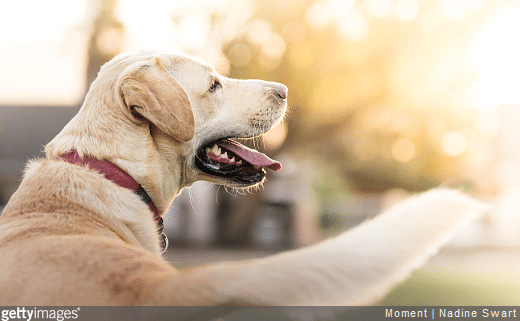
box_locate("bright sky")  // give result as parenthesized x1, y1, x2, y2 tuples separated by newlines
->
(466, 7, 520, 112)
(0, 0, 519, 112)
(0, 0, 233, 106)
(0, 0, 90, 105)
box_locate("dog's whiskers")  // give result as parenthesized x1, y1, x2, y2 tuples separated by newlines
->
(188, 182, 218, 213)
(187, 188, 198, 216)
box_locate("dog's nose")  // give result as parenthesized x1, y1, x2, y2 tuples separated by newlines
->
(273, 84, 288, 100)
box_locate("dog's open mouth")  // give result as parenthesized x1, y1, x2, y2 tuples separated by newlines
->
(195, 138, 281, 186)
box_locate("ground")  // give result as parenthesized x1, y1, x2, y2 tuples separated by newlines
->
(164, 246, 520, 305)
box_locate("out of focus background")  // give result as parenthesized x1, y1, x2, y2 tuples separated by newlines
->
(2, 0, 520, 305)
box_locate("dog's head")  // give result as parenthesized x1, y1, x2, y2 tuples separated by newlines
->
(91, 51, 287, 189)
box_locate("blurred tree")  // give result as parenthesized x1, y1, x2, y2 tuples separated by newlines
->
(214, 0, 498, 194)
(86, 0, 124, 86)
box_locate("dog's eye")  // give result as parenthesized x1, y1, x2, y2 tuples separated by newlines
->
(209, 78, 221, 93)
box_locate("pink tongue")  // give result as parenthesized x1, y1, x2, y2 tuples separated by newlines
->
(218, 140, 281, 172)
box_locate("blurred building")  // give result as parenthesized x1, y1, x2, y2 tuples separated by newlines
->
(0, 106, 79, 207)
(163, 155, 323, 250)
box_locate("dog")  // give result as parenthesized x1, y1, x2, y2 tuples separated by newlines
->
(0, 51, 487, 306)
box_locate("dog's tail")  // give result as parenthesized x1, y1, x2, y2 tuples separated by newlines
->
(168, 189, 488, 306)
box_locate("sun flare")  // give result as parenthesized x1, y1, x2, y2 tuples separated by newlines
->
(466, 7, 520, 112)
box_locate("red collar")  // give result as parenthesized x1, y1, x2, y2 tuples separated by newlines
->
(56, 150, 162, 223)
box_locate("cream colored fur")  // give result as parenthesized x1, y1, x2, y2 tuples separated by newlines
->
(0, 51, 487, 306)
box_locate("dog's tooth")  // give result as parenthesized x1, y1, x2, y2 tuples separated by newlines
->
(230, 157, 235, 164)
(211, 144, 221, 156)
(221, 152, 228, 159)
(236, 160, 242, 166)
(206, 147, 211, 154)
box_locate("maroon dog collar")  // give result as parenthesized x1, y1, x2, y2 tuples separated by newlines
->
(56, 150, 168, 253)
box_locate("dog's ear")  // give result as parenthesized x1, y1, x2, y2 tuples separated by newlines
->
(119, 57, 195, 142)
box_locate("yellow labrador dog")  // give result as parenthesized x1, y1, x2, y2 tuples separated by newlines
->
(0, 51, 486, 305)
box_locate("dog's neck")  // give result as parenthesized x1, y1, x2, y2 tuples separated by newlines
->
(56, 150, 169, 252)
(44, 105, 185, 215)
